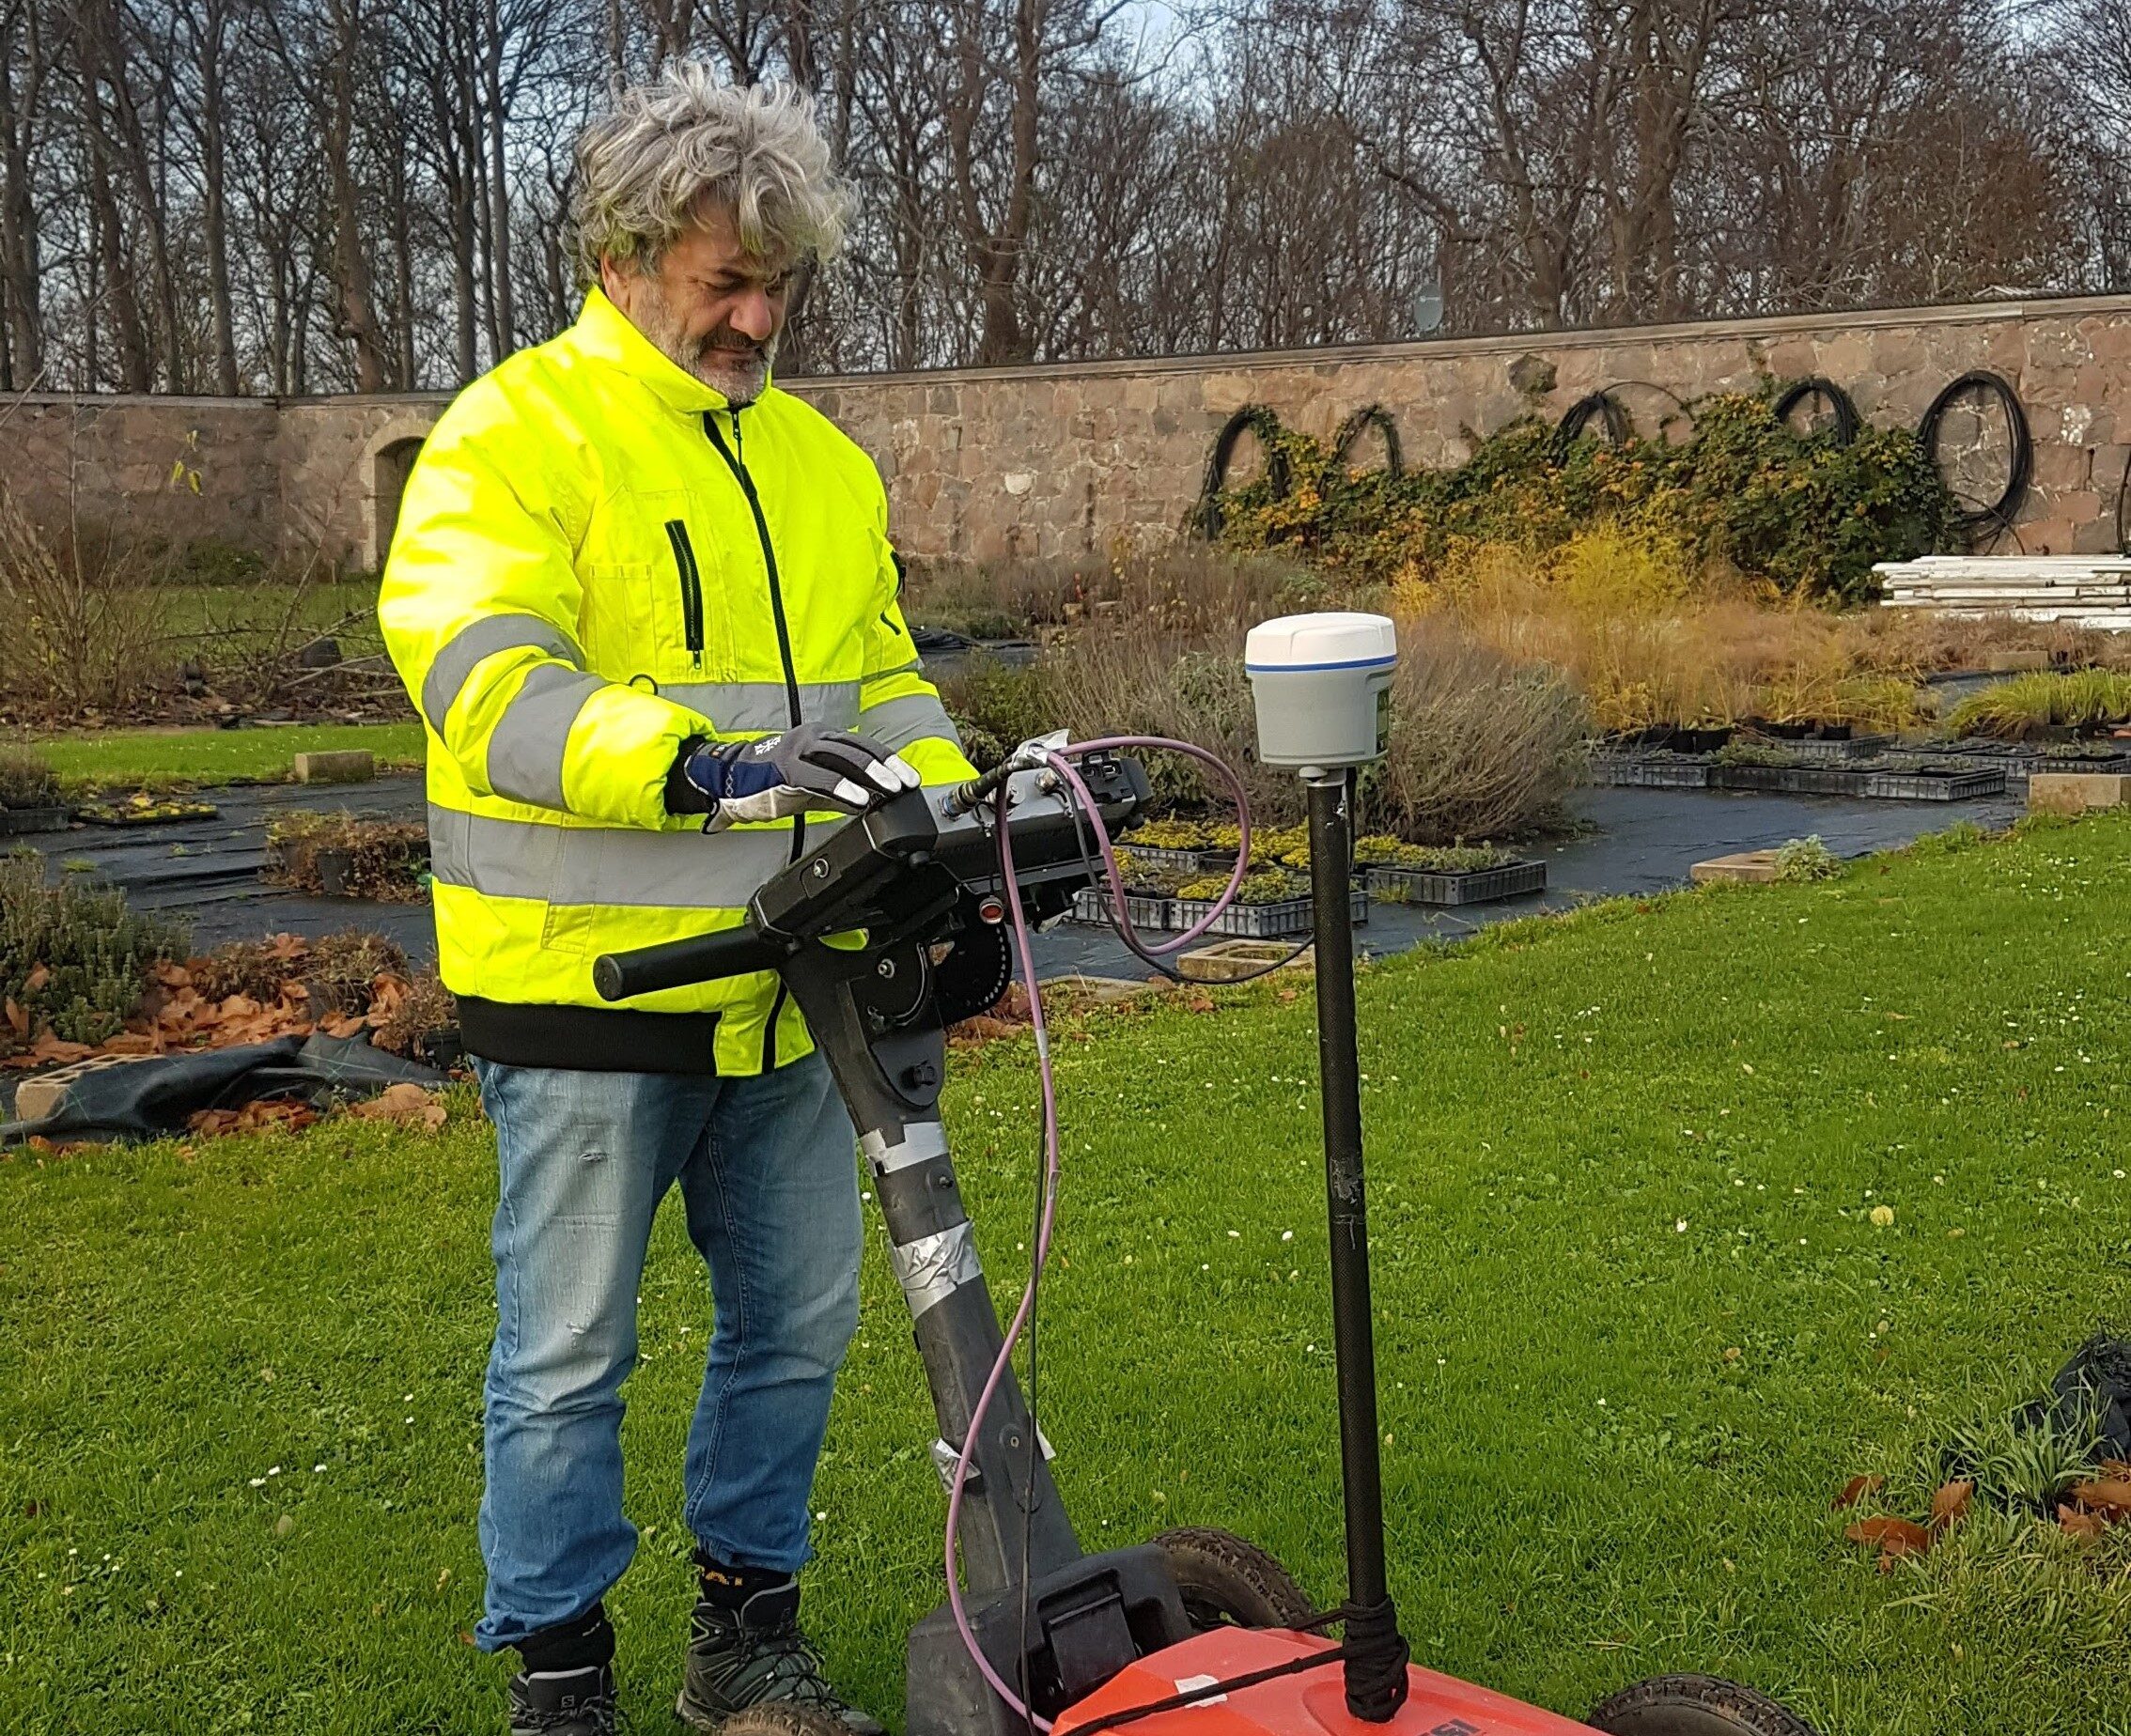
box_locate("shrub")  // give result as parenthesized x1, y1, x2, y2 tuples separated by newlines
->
(1773, 836, 1842, 882)
(934, 655, 1055, 771)
(1177, 868, 1307, 904)
(1214, 394, 1953, 603)
(0, 850, 188, 1048)
(264, 812, 429, 901)
(1046, 613, 1585, 844)
(1944, 670, 2131, 738)
(0, 488, 177, 717)
(0, 747, 60, 811)
(1353, 838, 1512, 872)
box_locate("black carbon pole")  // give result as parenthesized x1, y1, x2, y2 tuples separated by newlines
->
(1305, 770, 1409, 1722)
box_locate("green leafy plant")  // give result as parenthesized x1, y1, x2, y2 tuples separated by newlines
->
(1713, 739, 1800, 767)
(1176, 868, 1308, 905)
(1353, 837, 1511, 872)
(0, 849, 188, 1047)
(1773, 836, 1841, 883)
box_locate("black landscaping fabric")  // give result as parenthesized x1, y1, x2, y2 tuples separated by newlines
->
(2021, 1334, 2131, 1468)
(0, 1033, 444, 1146)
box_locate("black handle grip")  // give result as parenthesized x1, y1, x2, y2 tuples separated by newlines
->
(593, 924, 787, 1001)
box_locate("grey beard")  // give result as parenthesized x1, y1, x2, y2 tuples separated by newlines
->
(631, 290, 776, 404)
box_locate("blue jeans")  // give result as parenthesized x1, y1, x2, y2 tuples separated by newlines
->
(471, 1051, 862, 1651)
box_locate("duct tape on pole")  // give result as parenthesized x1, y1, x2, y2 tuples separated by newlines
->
(1243, 612, 1396, 770)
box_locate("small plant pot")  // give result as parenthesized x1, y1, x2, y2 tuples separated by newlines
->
(0, 805, 70, 835)
(415, 1027, 466, 1072)
(1367, 859, 1547, 906)
(315, 848, 354, 897)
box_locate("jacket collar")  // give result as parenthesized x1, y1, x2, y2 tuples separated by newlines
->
(566, 287, 776, 417)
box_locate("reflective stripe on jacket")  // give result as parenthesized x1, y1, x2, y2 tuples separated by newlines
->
(379, 287, 972, 1076)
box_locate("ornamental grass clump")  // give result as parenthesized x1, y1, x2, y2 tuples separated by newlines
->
(0, 746, 60, 812)
(264, 812, 429, 901)
(1944, 670, 2131, 739)
(0, 849, 188, 1049)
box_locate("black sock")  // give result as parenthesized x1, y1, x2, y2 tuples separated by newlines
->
(693, 1551, 794, 1610)
(518, 1603, 614, 1675)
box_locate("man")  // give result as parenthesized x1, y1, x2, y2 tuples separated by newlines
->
(380, 70, 972, 1736)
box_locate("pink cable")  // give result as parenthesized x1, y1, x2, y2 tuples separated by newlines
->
(941, 737, 1255, 1728)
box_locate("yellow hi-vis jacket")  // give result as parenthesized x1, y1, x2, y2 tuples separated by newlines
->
(379, 288, 973, 1077)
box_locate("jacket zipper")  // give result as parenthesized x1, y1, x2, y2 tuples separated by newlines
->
(662, 519, 705, 669)
(704, 406, 802, 1070)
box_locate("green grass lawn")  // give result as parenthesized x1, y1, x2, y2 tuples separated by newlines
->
(5, 819, 2130, 1733)
(26, 721, 426, 792)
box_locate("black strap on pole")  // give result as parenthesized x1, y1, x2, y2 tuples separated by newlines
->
(1304, 770, 1410, 1723)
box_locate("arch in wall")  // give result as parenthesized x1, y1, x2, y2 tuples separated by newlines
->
(361, 415, 437, 571)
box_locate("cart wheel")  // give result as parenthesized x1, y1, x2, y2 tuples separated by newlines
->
(711, 1704, 861, 1736)
(1585, 1674, 1819, 1736)
(1154, 1527, 1317, 1630)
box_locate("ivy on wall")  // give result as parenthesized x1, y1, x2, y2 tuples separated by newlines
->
(1207, 391, 1958, 602)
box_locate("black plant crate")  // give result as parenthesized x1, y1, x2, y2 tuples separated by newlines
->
(1764, 733, 1894, 762)
(1070, 888, 1174, 929)
(1117, 844, 1228, 874)
(1591, 756, 1711, 788)
(0, 806, 70, 835)
(1367, 859, 1547, 906)
(1169, 886, 1369, 938)
(1862, 767, 2007, 800)
(1712, 764, 1870, 796)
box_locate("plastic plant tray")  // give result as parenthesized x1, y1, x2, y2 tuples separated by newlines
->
(1861, 767, 2008, 800)
(1168, 887, 1368, 938)
(1749, 733, 1894, 762)
(1365, 859, 1547, 906)
(1710, 764, 1870, 796)
(0, 806, 70, 835)
(1588, 756, 1712, 788)
(1069, 888, 1174, 929)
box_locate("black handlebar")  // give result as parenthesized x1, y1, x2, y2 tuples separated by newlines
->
(592, 923, 789, 1001)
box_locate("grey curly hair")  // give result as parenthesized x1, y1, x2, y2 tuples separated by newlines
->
(570, 70, 851, 283)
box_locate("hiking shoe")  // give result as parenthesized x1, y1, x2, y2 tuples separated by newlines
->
(676, 1576, 883, 1734)
(508, 1663, 618, 1735)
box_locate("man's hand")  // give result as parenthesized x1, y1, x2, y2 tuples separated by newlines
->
(668, 724, 921, 829)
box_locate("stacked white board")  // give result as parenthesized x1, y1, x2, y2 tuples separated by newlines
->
(1874, 556, 2131, 629)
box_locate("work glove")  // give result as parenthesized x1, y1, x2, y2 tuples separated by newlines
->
(667, 724, 920, 830)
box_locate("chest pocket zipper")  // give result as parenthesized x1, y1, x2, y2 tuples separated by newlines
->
(663, 519, 705, 669)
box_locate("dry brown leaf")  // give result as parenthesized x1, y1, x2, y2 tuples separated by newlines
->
(2069, 1480, 2131, 1518)
(2060, 1503, 2108, 1542)
(22, 964, 49, 993)
(346, 1082, 447, 1131)
(2102, 1460, 2131, 1480)
(268, 933, 308, 961)
(1833, 1474, 1886, 1511)
(28, 1031, 94, 1063)
(217, 995, 262, 1019)
(1845, 1515, 1931, 1565)
(152, 961, 192, 988)
(3, 999, 26, 1039)
(185, 1099, 320, 1138)
(1928, 1480, 1973, 1532)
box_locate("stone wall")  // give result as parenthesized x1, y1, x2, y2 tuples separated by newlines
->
(7, 292, 2130, 571)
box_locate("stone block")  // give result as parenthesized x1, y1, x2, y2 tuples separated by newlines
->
(1177, 938, 1312, 983)
(293, 749, 375, 784)
(16, 1052, 156, 1124)
(1690, 850, 1781, 885)
(2029, 772, 2130, 815)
